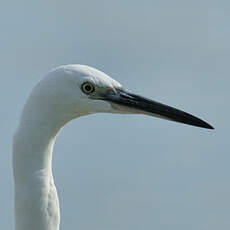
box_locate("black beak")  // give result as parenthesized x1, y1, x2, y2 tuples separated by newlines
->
(103, 89, 214, 129)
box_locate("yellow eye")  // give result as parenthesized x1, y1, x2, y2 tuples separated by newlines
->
(81, 82, 95, 94)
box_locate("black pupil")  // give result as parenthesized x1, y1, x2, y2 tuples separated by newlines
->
(85, 84, 92, 92)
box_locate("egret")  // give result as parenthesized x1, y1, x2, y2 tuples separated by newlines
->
(13, 64, 214, 230)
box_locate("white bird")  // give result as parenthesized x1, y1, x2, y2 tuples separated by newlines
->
(13, 65, 213, 230)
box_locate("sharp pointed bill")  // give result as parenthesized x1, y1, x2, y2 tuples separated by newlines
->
(102, 89, 214, 129)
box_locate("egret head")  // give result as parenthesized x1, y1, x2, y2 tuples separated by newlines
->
(29, 64, 213, 129)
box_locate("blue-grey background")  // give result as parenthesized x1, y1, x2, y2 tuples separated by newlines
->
(0, 0, 229, 229)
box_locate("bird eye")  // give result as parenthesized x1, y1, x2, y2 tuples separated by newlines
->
(81, 82, 95, 94)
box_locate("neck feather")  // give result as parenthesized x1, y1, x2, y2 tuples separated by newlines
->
(13, 97, 81, 230)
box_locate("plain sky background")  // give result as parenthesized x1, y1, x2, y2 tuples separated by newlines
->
(0, 0, 229, 229)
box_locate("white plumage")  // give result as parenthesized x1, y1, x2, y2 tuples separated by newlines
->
(13, 65, 213, 230)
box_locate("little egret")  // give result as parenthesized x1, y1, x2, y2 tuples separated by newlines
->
(13, 65, 214, 230)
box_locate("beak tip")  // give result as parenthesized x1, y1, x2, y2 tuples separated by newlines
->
(200, 122, 214, 130)
(206, 124, 215, 130)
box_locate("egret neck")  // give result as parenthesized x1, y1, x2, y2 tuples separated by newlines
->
(13, 94, 86, 230)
